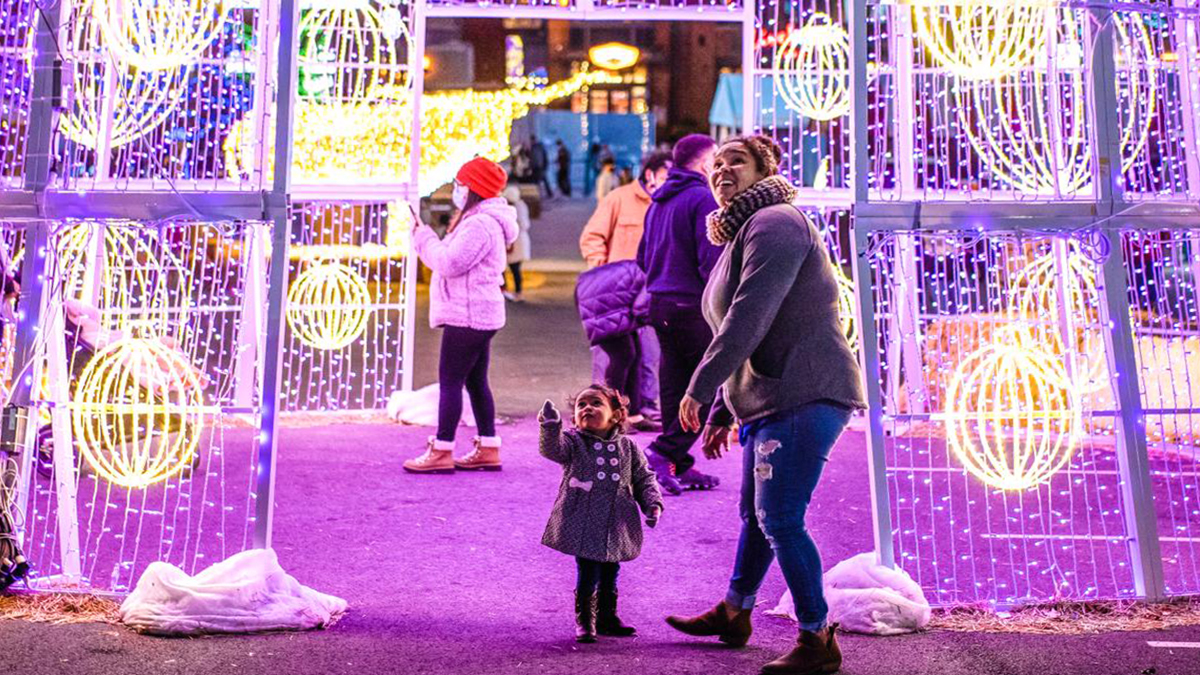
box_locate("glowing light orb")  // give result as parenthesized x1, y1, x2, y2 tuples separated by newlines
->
(912, 0, 1054, 80)
(588, 42, 640, 71)
(286, 262, 371, 350)
(90, 0, 227, 71)
(298, 3, 413, 103)
(53, 225, 190, 333)
(72, 337, 207, 489)
(944, 330, 1082, 490)
(1007, 245, 1107, 391)
(955, 13, 1157, 195)
(59, 10, 189, 149)
(772, 13, 851, 121)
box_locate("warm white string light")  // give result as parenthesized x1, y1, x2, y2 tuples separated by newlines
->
(286, 261, 371, 350)
(90, 0, 227, 71)
(772, 13, 851, 121)
(911, 0, 1057, 81)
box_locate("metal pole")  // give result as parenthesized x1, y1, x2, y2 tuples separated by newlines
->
(740, 0, 756, 135)
(851, 224, 895, 569)
(1089, 4, 1164, 600)
(401, 0, 426, 393)
(254, 0, 300, 550)
(1173, 0, 1200, 198)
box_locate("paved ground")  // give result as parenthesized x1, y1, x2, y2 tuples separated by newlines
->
(4, 198, 1200, 674)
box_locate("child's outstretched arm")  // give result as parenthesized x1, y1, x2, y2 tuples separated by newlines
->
(538, 400, 572, 465)
(629, 443, 664, 525)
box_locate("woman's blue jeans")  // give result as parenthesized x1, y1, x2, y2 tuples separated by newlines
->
(725, 401, 852, 631)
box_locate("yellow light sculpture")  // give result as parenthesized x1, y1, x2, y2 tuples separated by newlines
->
(588, 42, 640, 71)
(59, 9, 190, 149)
(772, 13, 851, 121)
(834, 265, 858, 349)
(955, 13, 1157, 195)
(53, 225, 189, 333)
(90, 0, 226, 71)
(224, 69, 615, 193)
(944, 329, 1082, 490)
(286, 262, 371, 350)
(912, 0, 1055, 80)
(1007, 245, 1107, 392)
(72, 337, 207, 489)
(298, 4, 413, 103)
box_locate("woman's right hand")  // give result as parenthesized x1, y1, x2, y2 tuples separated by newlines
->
(701, 424, 732, 460)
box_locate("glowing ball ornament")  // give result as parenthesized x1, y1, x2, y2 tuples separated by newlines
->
(286, 262, 371, 350)
(298, 3, 413, 103)
(912, 0, 1054, 80)
(72, 337, 207, 489)
(59, 10, 189, 149)
(944, 328, 1082, 491)
(834, 265, 858, 349)
(588, 42, 640, 71)
(1007, 244, 1107, 392)
(955, 13, 1157, 195)
(772, 13, 851, 121)
(90, 0, 227, 71)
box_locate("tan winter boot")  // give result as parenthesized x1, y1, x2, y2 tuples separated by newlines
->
(454, 436, 502, 471)
(403, 437, 455, 474)
(665, 600, 753, 647)
(759, 624, 842, 675)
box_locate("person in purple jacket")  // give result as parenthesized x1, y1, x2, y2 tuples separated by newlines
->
(403, 158, 519, 474)
(635, 134, 724, 495)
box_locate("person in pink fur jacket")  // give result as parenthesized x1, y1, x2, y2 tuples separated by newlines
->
(404, 158, 520, 475)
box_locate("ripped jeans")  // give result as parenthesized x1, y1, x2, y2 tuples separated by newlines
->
(725, 401, 852, 632)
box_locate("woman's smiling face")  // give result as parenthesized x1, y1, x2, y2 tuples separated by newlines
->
(710, 143, 767, 206)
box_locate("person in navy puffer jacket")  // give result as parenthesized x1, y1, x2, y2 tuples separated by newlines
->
(635, 134, 724, 495)
(404, 158, 519, 475)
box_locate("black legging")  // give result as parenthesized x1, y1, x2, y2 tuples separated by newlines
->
(596, 332, 641, 415)
(509, 262, 523, 294)
(576, 557, 620, 594)
(437, 326, 498, 442)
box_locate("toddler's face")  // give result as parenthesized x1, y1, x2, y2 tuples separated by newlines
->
(574, 390, 615, 434)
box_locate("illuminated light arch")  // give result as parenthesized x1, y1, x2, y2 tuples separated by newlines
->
(90, 0, 227, 71)
(72, 337, 208, 490)
(772, 13, 851, 121)
(955, 13, 1157, 195)
(943, 329, 1083, 490)
(58, 10, 190, 150)
(911, 0, 1056, 81)
(298, 3, 414, 103)
(286, 262, 371, 350)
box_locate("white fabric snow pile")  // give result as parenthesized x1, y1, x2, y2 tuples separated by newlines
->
(765, 552, 930, 635)
(387, 383, 476, 427)
(119, 549, 347, 635)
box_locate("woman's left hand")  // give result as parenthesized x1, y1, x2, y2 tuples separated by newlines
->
(679, 394, 703, 433)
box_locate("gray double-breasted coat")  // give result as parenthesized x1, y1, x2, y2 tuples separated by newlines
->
(540, 417, 664, 563)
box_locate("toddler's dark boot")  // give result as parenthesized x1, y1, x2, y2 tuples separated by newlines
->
(596, 588, 636, 637)
(665, 600, 753, 647)
(760, 624, 842, 675)
(574, 591, 597, 643)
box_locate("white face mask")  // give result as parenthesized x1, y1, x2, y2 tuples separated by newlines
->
(452, 182, 470, 209)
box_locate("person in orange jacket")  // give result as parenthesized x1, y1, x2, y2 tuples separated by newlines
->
(579, 151, 673, 431)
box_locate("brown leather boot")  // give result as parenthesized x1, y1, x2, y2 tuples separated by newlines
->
(665, 600, 752, 647)
(760, 624, 842, 675)
(402, 438, 455, 474)
(575, 591, 597, 643)
(596, 588, 636, 637)
(454, 436, 502, 471)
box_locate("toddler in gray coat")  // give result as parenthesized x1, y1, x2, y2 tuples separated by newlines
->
(539, 384, 664, 643)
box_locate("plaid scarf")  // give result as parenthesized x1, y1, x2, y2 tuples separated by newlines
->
(706, 175, 798, 245)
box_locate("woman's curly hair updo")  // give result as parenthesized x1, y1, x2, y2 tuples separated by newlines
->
(720, 134, 784, 176)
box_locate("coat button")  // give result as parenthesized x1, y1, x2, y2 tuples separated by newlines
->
(607, 444, 616, 452)
(597, 471, 606, 480)
(596, 457, 605, 465)
(611, 473, 620, 481)
(594, 442, 603, 450)
(609, 457, 618, 466)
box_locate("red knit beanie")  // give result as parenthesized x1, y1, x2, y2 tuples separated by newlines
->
(456, 158, 507, 199)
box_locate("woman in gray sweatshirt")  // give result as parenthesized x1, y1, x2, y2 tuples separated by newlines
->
(664, 135, 866, 675)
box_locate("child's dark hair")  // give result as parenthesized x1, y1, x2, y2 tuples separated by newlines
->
(567, 383, 630, 432)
